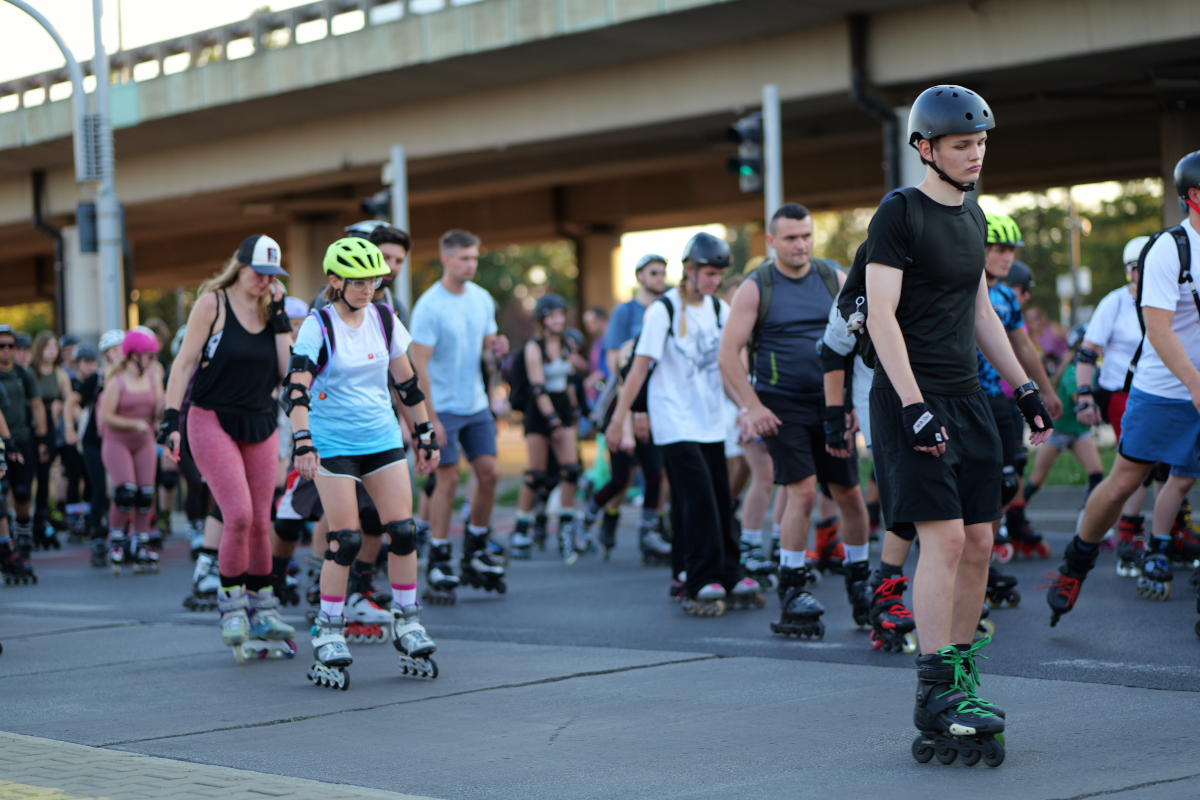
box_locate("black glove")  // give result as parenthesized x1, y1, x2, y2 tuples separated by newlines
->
(822, 405, 847, 448)
(901, 402, 944, 449)
(1016, 388, 1053, 433)
(157, 408, 180, 446)
(269, 295, 293, 335)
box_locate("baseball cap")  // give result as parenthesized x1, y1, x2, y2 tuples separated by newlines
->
(284, 296, 310, 319)
(59, 334, 80, 348)
(237, 235, 288, 276)
(15, 332, 31, 349)
(1002, 261, 1034, 289)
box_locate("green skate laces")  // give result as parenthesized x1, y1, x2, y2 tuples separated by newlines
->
(937, 638, 994, 715)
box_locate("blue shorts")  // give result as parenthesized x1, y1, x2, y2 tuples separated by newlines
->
(439, 410, 497, 465)
(1118, 388, 1200, 475)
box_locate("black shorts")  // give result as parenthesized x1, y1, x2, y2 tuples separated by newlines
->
(318, 449, 406, 481)
(524, 391, 577, 436)
(759, 392, 858, 488)
(6, 439, 37, 500)
(869, 387, 1002, 535)
(987, 393, 1019, 468)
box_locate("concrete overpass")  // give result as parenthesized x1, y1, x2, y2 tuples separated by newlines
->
(0, 0, 1198, 335)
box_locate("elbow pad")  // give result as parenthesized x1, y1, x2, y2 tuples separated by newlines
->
(280, 383, 312, 415)
(1075, 348, 1099, 366)
(393, 375, 426, 407)
(287, 353, 319, 377)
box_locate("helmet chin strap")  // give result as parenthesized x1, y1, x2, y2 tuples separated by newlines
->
(916, 142, 976, 193)
(335, 282, 365, 312)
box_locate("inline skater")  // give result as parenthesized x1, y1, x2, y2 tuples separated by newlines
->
(0, 324, 49, 563)
(607, 232, 755, 616)
(0, 409, 35, 585)
(29, 332, 71, 549)
(719, 203, 868, 637)
(73, 332, 123, 563)
(1047, 151, 1200, 626)
(1074, 237, 1155, 575)
(410, 230, 510, 602)
(161, 235, 296, 661)
(63, 343, 102, 560)
(285, 237, 441, 688)
(511, 294, 586, 562)
(313, 220, 412, 329)
(98, 328, 163, 575)
(866, 87, 1052, 766)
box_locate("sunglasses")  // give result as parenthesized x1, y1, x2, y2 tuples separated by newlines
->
(0, 343, 13, 350)
(643, 270, 664, 278)
(342, 277, 382, 292)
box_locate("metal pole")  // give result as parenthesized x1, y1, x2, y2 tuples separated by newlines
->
(390, 144, 411, 311)
(1068, 188, 1082, 327)
(93, 0, 124, 331)
(762, 84, 782, 258)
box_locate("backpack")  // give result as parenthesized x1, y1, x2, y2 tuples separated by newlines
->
(1123, 225, 1195, 392)
(506, 338, 547, 412)
(835, 186, 986, 369)
(308, 302, 396, 381)
(749, 257, 840, 374)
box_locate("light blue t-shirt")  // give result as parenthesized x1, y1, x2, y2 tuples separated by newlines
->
(409, 281, 498, 416)
(293, 305, 412, 458)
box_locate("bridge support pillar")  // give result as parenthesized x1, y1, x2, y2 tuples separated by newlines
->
(576, 230, 621, 315)
(287, 219, 344, 306)
(1161, 109, 1200, 227)
(62, 225, 104, 342)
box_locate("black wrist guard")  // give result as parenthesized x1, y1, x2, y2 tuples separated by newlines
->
(901, 403, 944, 449)
(293, 444, 318, 458)
(547, 413, 563, 431)
(158, 408, 180, 445)
(414, 421, 432, 439)
(269, 296, 292, 334)
(1016, 389, 1053, 432)
(292, 429, 312, 443)
(417, 435, 439, 458)
(822, 405, 847, 448)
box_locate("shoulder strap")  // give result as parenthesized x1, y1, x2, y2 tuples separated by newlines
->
(659, 296, 675, 338)
(711, 294, 722, 329)
(753, 260, 773, 335)
(898, 187, 925, 254)
(812, 258, 840, 301)
(1123, 228, 1182, 392)
(315, 307, 335, 374)
(373, 302, 394, 351)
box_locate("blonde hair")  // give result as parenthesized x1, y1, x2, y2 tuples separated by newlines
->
(197, 254, 270, 323)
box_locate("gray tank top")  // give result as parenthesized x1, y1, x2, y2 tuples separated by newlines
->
(750, 264, 833, 398)
(543, 355, 571, 393)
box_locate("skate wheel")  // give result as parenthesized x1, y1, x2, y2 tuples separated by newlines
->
(233, 645, 245, 665)
(339, 670, 350, 690)
(869, 630, 882, 650)
(496, 582, 507, 595)
(982, 738, 1005, 767)
(978, 619, 996, 638)
(994, 544, 1014, 564)
(902, 632, 918, 654)
(911, 737, 935, 763)
(935, 741, 957, 765)
(961, 747, 982, 767)
(1007, 590, 1021, 607)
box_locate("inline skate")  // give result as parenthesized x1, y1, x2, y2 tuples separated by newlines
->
(868, 572, 916, 654)
(740, 539, 778, 589)
(392, 603, 438, 679)
(344, 581, 392, 644)
(240, 587, 297, 660)
(485, 528, 510, 567)
(985, 565, 1020, 608)
(89, 535, 108, 568)
(991, 525, 1015, 564)
(460, 531, 506, 594)
(273, 559, 302, 607)
(1007, 501, 1049, 559)
(349, 562, 392, 607)
(32, 521, 60, 552)
(423, 542, 459, 605)
(510, 516, 533, 561)
(844, 559, 872, 627)
(565, 513, 597, 559)
(532, 511, 549, 552)
(599, 510, 621, 561)
(1042, 537, 1099, 626)
(558, 516, 579, 565)
(307, 611, 351, 689)
(12, 521, 33, 559)
(217, 587, 251, 664)
(1115, 515, 1144, 577)
(183, 551, 219, 611)
(1169, 506, 1200, 567)
(65, 502, 90, 544)
(668, 572, 685, 602)
(911, 646, 1006, 768)
(128, 534, 160, 574)
(806, 517, 845, 575)
(638, 519, 671, 567)
(976, 604, 995, 640)
(0, 538, 36, 585)
(187, 520, 204, 561)
(771, 565, 825, 638)
(1136, 536, 1173, 601)
(726, 577, 766, 610)
(682, 583, 726, 616)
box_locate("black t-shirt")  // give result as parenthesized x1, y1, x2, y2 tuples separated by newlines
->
(866, 191, 987, 396)
(75, 373, 103, 448)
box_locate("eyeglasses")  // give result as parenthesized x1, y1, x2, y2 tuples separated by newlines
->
(343, 277, 382, 292)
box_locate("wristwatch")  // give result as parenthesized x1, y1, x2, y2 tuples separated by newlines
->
(1015, 381, 1039, 397)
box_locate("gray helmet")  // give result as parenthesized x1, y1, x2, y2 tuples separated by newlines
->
(74, 343, 98, 362)
(635, 253, 667, 272)
(1002, 261, 1034, 289)
(908, 85, 994, 192)
(1174, 150, 1200, 217)
(533, 293, 567, 321)
(682, 232, 731, 269)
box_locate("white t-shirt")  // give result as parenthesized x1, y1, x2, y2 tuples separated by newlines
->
(409, 281, 498, 416)
(1083, 285, 1141, 392)
(1132, 220, 1200, 400)
(293, 305, 412, 457)
(635, 288, 728, 445)
(821, 298, 873, 447)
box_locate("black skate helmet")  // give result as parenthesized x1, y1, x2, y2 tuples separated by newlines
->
(1174, 151, 1200, 217)
(908, 85, 994, 192)
(533, 293, 567, 322)
(682, 232, 731, 270)
(1001, 261, 1034, 290)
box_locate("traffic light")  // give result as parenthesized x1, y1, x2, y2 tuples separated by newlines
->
(362, 188, 391, 219)
(727, 112, 763, 193)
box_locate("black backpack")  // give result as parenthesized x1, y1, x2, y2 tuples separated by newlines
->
(506, 338, 547, 411)
(1123, 225, 1195, 392)
(835, 187, 986, 369)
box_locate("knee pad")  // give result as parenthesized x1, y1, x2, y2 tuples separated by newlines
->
(1000, 466, 1020, 506)
(325, 528, 362, 566)
(1012, 445, 1028, 477)
(209, 504, 223, 523)
(360, 506, 383, 538)
(524, 470, 548, 494)
(274, 517, 304, 543)
(386, 519, 418, 556)
(136, 486, 155, 514)
(1153, 461, 1171, 484)
(560, 463, 582, 486)
(158, 470, 178, 490)
(893, 522, 917, 542)
(423, 471, 437, 498)
(115, 483, 137, 514)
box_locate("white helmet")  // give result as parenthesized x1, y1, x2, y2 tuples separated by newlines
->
(99, 329, 124, 354)
(1123, 236, 1151, 268)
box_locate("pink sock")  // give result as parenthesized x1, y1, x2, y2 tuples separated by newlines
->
(320, 594, 345, 619)
(391, 583, 417, 608)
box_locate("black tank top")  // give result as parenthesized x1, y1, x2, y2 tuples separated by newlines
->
(189, 291, 278, 443)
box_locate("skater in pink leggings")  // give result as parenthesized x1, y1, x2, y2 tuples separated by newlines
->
(99, 327, 163, 573)
(161, 235, 296, 655)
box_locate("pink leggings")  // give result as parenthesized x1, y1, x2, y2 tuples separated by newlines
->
(187, 408, 277, 578)
(101, 430, 158, 533)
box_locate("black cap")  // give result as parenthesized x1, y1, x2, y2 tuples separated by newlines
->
(534, 293, 567, 321)
(1002, 261, 1034, 289)
(74, 343, 98, 362)
(60, 334, 79, 348)
(15, 332, 31, 349)
(1174, 150, 1200, 217)
(908, 85, 995, 147)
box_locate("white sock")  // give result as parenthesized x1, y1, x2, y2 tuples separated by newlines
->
(431, 538, 449, 547)
(391, 583, 418, 608)
(467, 524, 489, 536)
(844, 544, 870, 564)
(780, 549, 806, 569)
(319, 595, 345, 619)
(742, 528, 762, 546)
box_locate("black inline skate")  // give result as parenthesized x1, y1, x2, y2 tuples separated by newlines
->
(599, 510, 620, 561)
(740, 539, 778, 589)
(770, 565, 825, 638)
(976, 604, 995, 640)
(532, 511, 548, 552)
(12, 521, 34, 559)
(868, 572, 916, 653)
(422, 542, 459, 605)
(638, 519, 671, 567)
(485, 527, 511, 567)
(985, 564, 1020, 608)
(1115, 514, 1144, 577)
(349, 562, 392, 607)
(460, 531, 506, 594)
(1136, 536, 1173, 601)
(1041, 537, 1098, 626)
(0, 538, 36, 585)
(911, 646, 1005, 768)
(1169, 506, 1200, 567)
(843, 559, 872, 627)
(668, 573, 685, 602)
(32, 520, 60, 552)
(89, 536, 108, 568)
(274, 558, 302, 607)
